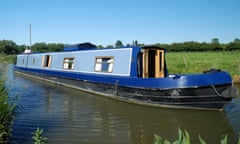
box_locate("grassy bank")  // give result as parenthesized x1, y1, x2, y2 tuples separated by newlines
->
(166, 51, 240, 83)
(0, 57, 16, 143)
(0, 54, 16, 64)
(0, 80, 15, 143)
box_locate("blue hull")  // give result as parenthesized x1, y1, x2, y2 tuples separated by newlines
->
(14, 66, 236, 110)
(14, 66, 232, 89)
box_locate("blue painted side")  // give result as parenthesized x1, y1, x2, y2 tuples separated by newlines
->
(16, 55, 25, 67)
(15, 66, 232, 89)
(129, 46, 141, 77)
(17, 47, 133, 76)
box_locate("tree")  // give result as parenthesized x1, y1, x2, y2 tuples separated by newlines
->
(32, 42, 48, 52)
(210, 38, 223, 51)
(183, 41, 201, 51)
(17, 45, 27, 53)
(106, 45, 114, 48)
(115, 40, 123, 47)
(211, 38, 219, 44)
(226, 38, 240, 51)
(0, 40, 18, 54)
(133, 40, 138, 46)
(170, 43, 185, 52)
(234, 38, 240, 44)
(200, 42, 212, 51)
(97, 45, 103, 48)
(47, 43, 64, 52)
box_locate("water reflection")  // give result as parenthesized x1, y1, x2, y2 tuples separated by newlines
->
(225, 84, 240, 137)
(5, 67, 240, 144)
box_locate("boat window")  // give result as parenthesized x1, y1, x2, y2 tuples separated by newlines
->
(32, 58, 36, 64)
(94, 56, 114, 73)
(22, 59, 25, 64)
(63, 57, 75, 70)
(42, 55, 52, 68)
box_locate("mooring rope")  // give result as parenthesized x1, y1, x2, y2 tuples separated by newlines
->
(211, 85, 222, 97)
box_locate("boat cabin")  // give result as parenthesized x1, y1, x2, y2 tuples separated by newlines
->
(16, 45, 167, 79)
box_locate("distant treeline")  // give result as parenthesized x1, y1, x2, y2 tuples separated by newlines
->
(0, 38, 240, 55)
(0, 40, 65, 55)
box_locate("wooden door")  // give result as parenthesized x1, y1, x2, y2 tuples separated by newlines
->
(142, 48, 165, 78)
(155, 49, 165, 78)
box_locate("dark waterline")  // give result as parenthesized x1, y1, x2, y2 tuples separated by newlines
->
(5, 65, 240, 144)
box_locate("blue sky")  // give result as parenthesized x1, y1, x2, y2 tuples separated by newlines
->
(1, 0, 240, 46)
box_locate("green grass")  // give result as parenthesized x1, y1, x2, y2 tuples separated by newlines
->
(166, 51, 240, 77)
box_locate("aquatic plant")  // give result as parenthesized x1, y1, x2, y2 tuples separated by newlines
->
(154, 128, 240, 144)
(32, 127, 48, 144)
(0, 80, 15, 143)
(154, 128, 190, 144)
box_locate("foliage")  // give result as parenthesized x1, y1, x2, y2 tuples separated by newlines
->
(0, 80, 15, 143)
(1, 38, 240, 55)
(32, 127, 48, 144)
(0, 40, 19, 55)
(238, 133, 240, 144)
(198, 135, 206, 144)
(115, 40, 124, 47)
(31, 42, 64, 52)
(0, 54, 17, 64)
(154, 128, 190, 144)
(154, 129, 240, 144)
(0, 40, 64, 55)
(154, 38, 240, 52)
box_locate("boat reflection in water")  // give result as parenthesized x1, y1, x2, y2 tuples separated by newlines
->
(7, 70, 240, 144)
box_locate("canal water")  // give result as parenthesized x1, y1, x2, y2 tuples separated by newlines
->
(4, 65, 240, 144)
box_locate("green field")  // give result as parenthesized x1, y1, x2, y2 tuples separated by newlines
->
(166, 51, 240, 78)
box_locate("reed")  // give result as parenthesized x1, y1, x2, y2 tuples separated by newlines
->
(32, 127, 48, 144)
(154, 128, 240, 144)
(0, 80, 15, 143)
(0, 61, 16, 143)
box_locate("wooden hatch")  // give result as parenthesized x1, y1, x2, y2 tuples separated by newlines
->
(142, 47, 166, 78)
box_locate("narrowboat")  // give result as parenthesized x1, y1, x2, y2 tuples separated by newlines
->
(14, 43, 237, 110)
